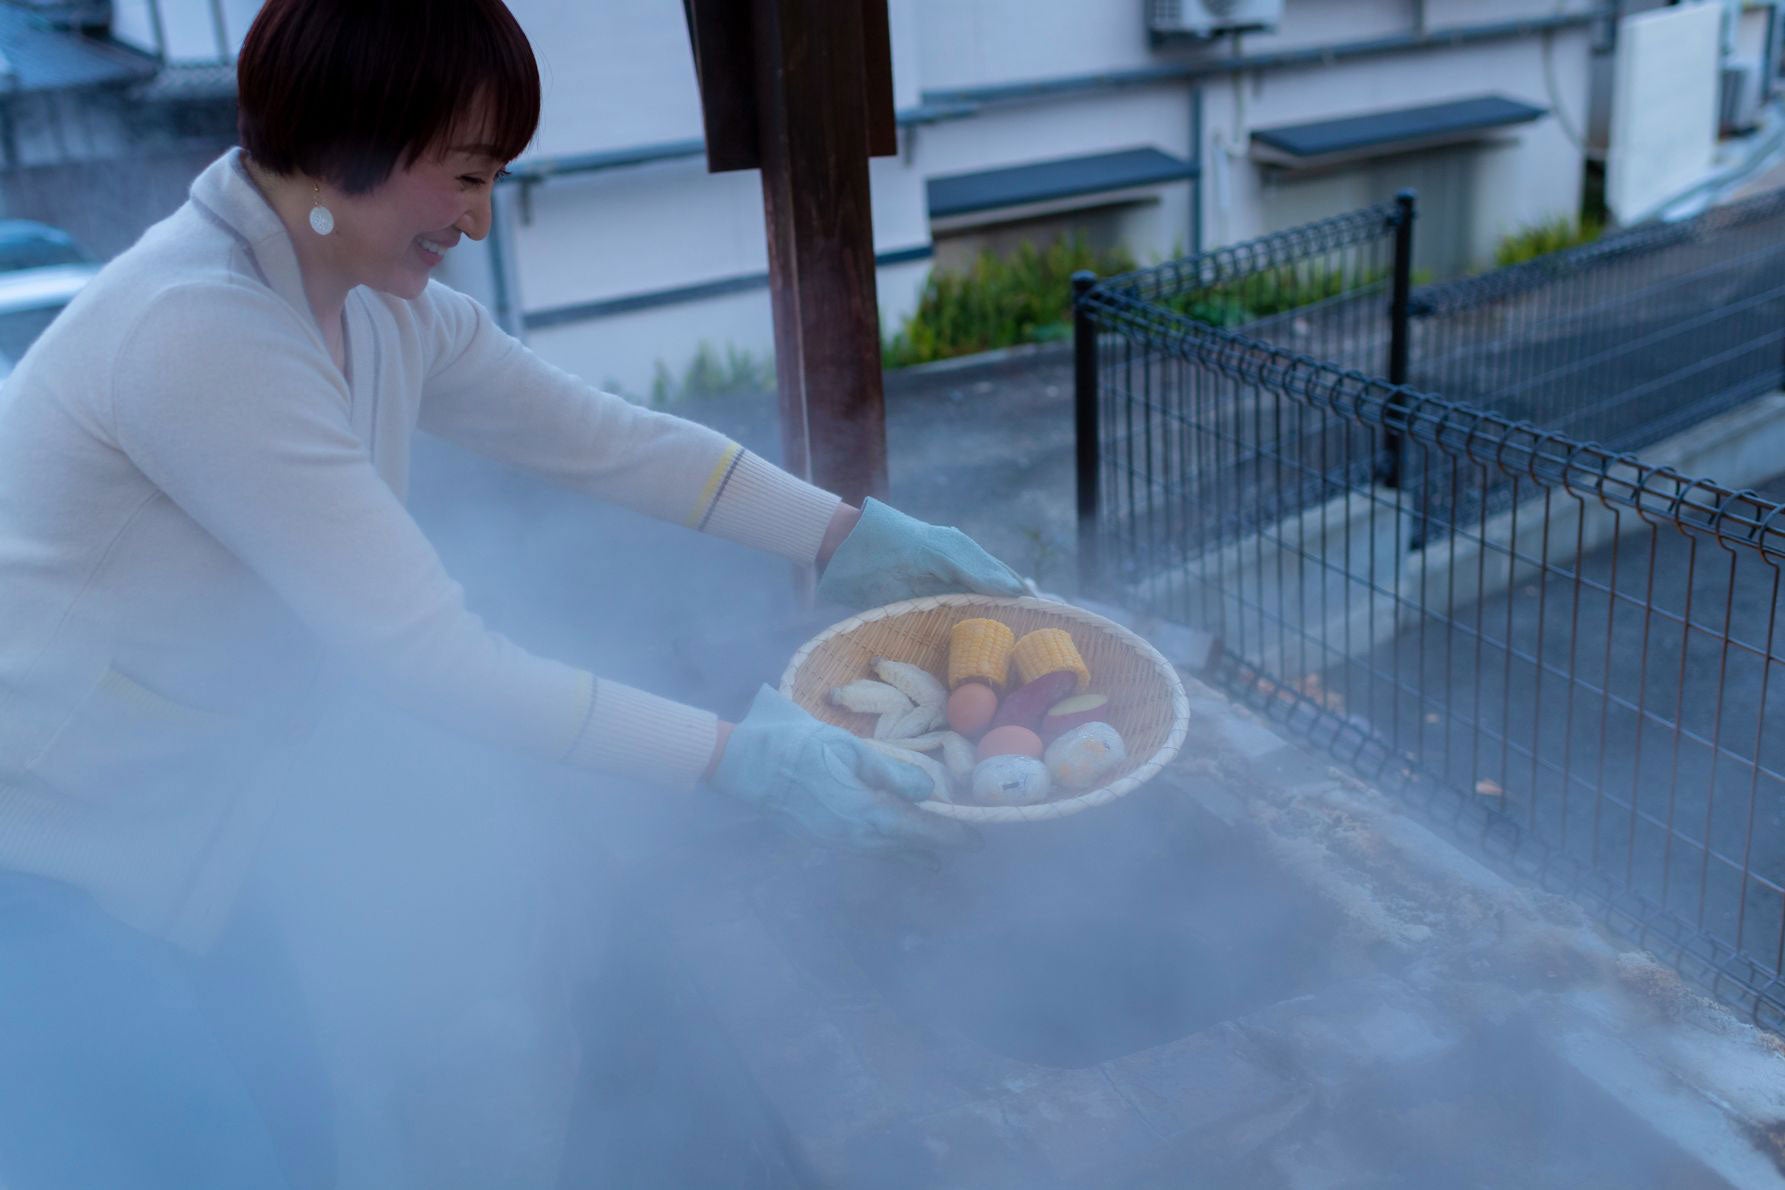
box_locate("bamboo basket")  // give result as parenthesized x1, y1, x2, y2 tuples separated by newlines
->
(779, 594, 1190, 823)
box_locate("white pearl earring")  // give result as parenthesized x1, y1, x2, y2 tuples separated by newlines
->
(308, 182, 335, 236)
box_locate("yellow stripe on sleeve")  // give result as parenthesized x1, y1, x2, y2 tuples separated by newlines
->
(686, 443, 744, 529)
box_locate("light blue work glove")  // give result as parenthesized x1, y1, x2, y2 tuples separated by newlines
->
(814, 498, 1028, 610)
(710, 685, 978, 858)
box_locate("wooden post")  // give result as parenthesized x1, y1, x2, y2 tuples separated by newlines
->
(751, 0, 889, 504)
(684, 0, 897, 507)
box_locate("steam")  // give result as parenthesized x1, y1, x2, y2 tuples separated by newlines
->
(239, 416, 1738, 1188)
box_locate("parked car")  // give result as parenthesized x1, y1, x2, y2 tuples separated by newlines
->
(0, 221, 101, 379)
(0, 220, 92, 272)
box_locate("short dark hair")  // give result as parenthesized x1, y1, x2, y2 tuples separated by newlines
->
(236, 0, 541, 195)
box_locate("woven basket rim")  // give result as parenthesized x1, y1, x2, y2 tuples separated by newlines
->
(779, 593, 1191, 823)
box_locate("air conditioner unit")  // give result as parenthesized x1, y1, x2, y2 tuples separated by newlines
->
(1719, 62, 1761, 135)
(1148, 0, 1283, 40)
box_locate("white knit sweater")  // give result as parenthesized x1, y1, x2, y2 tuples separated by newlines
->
(0, 149, 841, 948)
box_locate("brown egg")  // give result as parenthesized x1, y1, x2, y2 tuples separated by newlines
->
(947, 681, 999, 739)
(976, 724, 1044, 762)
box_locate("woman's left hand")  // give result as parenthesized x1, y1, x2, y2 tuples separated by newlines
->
(814, 498, 1028, 610)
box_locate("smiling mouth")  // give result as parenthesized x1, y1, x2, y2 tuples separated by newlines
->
(416, 236, 453, 259)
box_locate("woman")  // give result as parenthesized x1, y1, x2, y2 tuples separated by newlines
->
(0, 0, 1023, 1184)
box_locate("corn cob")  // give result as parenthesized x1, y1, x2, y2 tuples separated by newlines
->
(1011, 628, 1090, 693)
(948, 618, 1015, 691)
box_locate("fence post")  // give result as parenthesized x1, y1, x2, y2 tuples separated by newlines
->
(1073, 270, 1102, 594)
(1380, 189, 1416, 489)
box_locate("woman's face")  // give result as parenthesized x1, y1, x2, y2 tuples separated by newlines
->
(325, 121, 509, 300)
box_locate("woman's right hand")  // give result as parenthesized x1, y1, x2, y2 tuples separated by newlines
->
(707, 686, 978, 859)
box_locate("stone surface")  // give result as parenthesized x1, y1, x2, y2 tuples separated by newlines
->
(630, 654, 1785, 1186)
(1102, 1022, 1309, 1144)
(351, 354, 1785, 1186)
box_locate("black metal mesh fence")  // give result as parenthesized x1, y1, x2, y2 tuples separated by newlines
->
(1078, 201, 1785, 1031)
(1085, 203, 1401, 586)
(1411, 187, 1785, 451)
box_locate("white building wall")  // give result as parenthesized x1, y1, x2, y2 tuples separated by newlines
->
(1196, 29, 1592, 266)
(155, 1, 225, 61)
(479, 0, 933, 395)
(1421, 0, 1602, 32)
(111, 0, 257, 62)
(1607, 3, 1723, 223)
(527, 286, 776, 402)
(489, 0, 1611, 390)
(525, 2, 705, 161)
(1222, 0, 1423, 54)
(506, 163, 767, 313)
(455, 141, 935, 399)
(888, 0, 923, 112)
(912, 0, 1157, 90)
(108, 0, 160, 56)
(910, 85, 1197, 266)
(519, 256, 933, 405)
(526, 0, 933, 159)
(1736, 3, 1777, 82)
(913, 87, 1194, 180)
(111, 0, 1609, 392)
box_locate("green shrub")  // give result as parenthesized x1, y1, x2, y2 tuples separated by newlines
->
(883, 234, 1136, 368)
(1161, 263, 1388, 328)
(1492, 215, 1602, 269)
(649, 340, 776, 407)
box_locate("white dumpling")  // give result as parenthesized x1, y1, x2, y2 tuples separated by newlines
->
(971, 755, 1052, 805)
(1043, 722, 1126, 790)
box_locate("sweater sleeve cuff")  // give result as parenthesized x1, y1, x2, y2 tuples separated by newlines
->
(696, 449, 842, 565)
(560, 675, 719, 792)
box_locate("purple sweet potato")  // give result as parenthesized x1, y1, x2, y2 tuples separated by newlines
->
(988, 670, 1078, 734)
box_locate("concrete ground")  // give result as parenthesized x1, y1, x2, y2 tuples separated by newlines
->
(254, 358, 1094, 1186)
(1343, 468, 1785, 963)
(617, 678, 1785, 1188)
(868, 321, 1785, 985)
(250, 354, 1785, 1186)
(800, 346, 1084, 599)
(257, 175, 1785, 1186)
(1071, 177, 1785, 1017)
(1714, 114, 1785, 208)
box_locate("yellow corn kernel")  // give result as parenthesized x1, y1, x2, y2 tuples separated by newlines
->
(948, 618, 1015, 691)
(1011, 628, 1090, 692)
